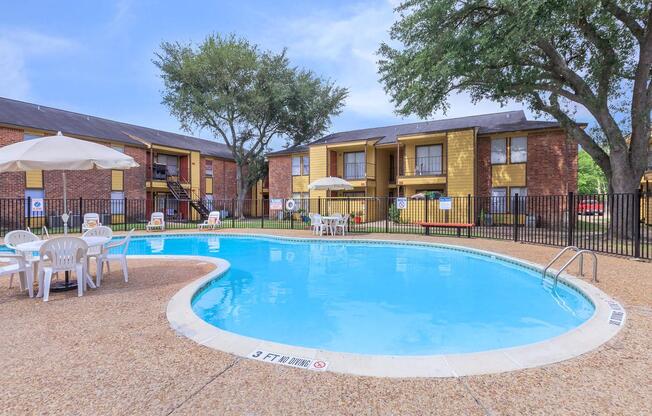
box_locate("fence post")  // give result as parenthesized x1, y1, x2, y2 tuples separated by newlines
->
(385, 197, 389, 233)
(567, 191, 574, 247)
(124, 197, 128, 231)
(164, 198, 168, 228)
(26, 196, 31, 231)
(634, 189, 641, 258)
(317, 197, 321, 215)
(261, 198, 264, 229)
(290, 204, 294, 230)
(231, 199, 235, 228)
(513, 193, 519, 242)
(79, 197, 83, 233)
(424, 197, 429, 235)
(466, 194, 471, 238)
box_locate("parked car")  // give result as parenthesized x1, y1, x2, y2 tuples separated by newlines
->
(578, 199, 604, 215)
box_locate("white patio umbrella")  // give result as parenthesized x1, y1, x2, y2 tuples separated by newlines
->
(308, 177, 354, 191)
(0, 132, 139, 234)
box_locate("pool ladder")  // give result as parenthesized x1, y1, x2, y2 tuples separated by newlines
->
(542, 246, 598, 287)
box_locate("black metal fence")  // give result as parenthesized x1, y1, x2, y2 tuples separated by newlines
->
(1, 191, 650, 259)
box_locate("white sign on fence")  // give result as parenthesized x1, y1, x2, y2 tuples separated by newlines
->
(31, 198, 44, 213)
(396, 197, 408, 210)
(270, 198, 283, 210)
(439, 197, 452, 210)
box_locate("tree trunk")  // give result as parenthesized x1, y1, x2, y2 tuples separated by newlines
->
(607, 152, 642, 241)
(235, 163, 248, 219)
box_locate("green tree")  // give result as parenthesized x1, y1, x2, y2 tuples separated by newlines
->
(379, 0, 651, 196)
(154, 34, 347, 216)
(578, 149, 608, 194)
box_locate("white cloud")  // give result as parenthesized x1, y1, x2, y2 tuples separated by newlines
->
(0, 29, 77, 100)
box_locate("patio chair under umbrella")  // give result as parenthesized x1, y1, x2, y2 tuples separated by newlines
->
(0, 131, 139, 234)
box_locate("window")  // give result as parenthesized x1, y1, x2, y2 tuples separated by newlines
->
(302, 156, 310, 175)
(510, 187, 527, 212)
(344, 152, 365, 179)
(491, 138, 507, 164)
(155, 154, 179, 176)
(491, 188, 507, 213)
(291, 192, 309, 211)
(415, 145, 443, 175)
(203, 194, 214, 211)
(292, 156, 301, 176)
(25, 189, 44, 216)
(111, 191, 125, 214)
(510, 137, 527, 163)
(205, 160, 213, 177)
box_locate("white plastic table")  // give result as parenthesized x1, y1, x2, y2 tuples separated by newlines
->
(15, 236, 110, 291)
(321, 216, 341, 236)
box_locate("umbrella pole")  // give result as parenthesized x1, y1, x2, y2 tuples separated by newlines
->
(62, 171, 69, 235)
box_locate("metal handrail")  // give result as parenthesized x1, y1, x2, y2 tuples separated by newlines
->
(542, 246, 580, 279)
(553, 250, 598, 287)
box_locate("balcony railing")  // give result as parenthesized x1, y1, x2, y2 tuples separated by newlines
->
(399, 156, 446, 176)
(343, 162, 375, 180)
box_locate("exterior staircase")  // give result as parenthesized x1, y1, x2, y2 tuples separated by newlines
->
(165, 174, 210, 220)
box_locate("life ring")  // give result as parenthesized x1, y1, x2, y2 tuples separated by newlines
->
(285, 199, 297, 211)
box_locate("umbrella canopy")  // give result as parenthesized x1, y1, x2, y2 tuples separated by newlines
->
(411, 192, 426, 199)
(308, 177, 354, 191)
(0, 132, 138, 172)
(0, 132, 139, 234)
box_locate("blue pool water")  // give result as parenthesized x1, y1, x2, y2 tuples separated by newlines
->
(122, 234, 594, 356)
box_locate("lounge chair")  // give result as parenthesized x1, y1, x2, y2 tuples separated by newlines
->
(146, 212, 165, 231)
(198, 211, 221, 230)
(82, 213, 102, 233)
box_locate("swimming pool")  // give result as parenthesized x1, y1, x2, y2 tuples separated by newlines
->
(128, 234, 595, 356)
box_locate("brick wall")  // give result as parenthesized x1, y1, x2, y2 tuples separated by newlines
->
(124, 146, 147, 199)
(527, 130, 578, 195)
(268, 156, 292, 198)
(476, 137, 491, 197)
(211, 159, 238, 199)
(0, 126, 26, 198)
(475, 130, 577, 197)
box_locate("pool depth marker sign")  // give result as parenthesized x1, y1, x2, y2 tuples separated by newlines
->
(249, 350, 328, 371)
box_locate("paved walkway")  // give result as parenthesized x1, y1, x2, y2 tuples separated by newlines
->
(1, 230, 650, 415)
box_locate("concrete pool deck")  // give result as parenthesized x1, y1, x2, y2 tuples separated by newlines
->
(1, 229, 650, 415)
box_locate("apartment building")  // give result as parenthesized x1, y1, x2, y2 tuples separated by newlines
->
(0, 97, 244, 221)
(267, 111, 578, 202)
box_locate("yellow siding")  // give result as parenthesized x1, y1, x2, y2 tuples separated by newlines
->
(446, 130, 475, 196)
(205, 177, 213, 194)
(190, 151, 201, 220)
(308, 146, 328, 203)
(375, 149, 390, 197)
(111, 170, 124, 191)
(398, 176, 447, 186)
(292, 175, 309, 193)
(111, 214, 125, 224)
(25, 171, 43, 189)
(492, 164, 526, 187)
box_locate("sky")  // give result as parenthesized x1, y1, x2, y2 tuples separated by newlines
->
(1, 0, 557, 150)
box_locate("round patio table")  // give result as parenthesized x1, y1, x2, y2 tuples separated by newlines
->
(15, 236, 110, 291)
(320, 216, 341, 235)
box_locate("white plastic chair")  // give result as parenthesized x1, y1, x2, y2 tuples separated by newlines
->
(335, 214, 350, 235)
(83, 226, 113, 271)
(0, 253, 34, 297)
(198, 211, 221, 230)
(81, 213, 102, 232)
(95, 229, 134, 287)
(37, 237, 91, 301)
(4, 230, 40, 287)
(146, 212, 165, 231)
(310, 214, 326, 235)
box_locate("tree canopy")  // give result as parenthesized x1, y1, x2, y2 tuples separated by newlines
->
(154, 34, 347, 205)
(379, 0, 652, 193)
(578, 149, 609, 194)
